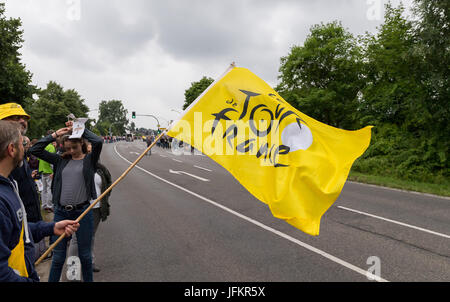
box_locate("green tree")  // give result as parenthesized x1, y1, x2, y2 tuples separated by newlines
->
(413, 0, 450, 114)
(412, 0, 449, 173)
(0, 3, 34, 105)
(277, 21, 364, 129)
(360, 3, 425, 129)
(96, 100, 128, 135)
(352, 2, 448, 183)
(183, 76, 214, 110)
(128, 121, 136, 133)
(25, 81, 90, 138)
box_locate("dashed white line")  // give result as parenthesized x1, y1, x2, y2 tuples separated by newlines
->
(194, 165, 212, 172)
(169, 170, 210, 182)
(172, 159, 183, 163)
(114, 145, 388, 282)
(337, 206, 450, 239)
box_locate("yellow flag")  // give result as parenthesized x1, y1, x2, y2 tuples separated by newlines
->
(168, 66, 372, 236)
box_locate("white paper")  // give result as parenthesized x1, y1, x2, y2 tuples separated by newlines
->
(69, 118, 88, 139)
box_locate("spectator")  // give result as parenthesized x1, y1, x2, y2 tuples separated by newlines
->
(0, 104, 50, 261)
(27, 139, 40, 172)
(22, 136, 30, 151)
(22, 136, 40, 204)
(68, 142, 112, 275)
(38, 130, 56, 213)
(146, 135, 153, 156)
(30, 122, 103, 282)
(54, 136, 64, 155)
(0, 103, 42, 223)
(0, 120, 79, 282)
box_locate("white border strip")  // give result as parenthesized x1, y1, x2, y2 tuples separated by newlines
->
(114, 145, 388, 282)
(337, 206, 450, 239)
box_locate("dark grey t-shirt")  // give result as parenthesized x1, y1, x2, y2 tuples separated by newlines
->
(59, 159, 88, 206)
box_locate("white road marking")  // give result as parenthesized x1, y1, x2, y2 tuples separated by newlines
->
(114, 145, 388, 282)
(172, 159, 183, 163)
(194, 165, 212, 172)
(130, 152, 140, 155)
(159, 154, 167, 158)
(169, 170, 210, 182)
(337, 206, 450, 239)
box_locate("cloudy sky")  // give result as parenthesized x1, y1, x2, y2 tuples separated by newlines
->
(3, 0, 413, 129)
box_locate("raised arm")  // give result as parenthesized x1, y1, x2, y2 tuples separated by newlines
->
(29, 134, 60, 166)
(29, 126, 71, 165)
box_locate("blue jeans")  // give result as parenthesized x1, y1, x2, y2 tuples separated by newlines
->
(48, 206, 94, 282)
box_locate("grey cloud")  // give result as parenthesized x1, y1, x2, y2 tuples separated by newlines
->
(23, 21, 104, 72)
(75, 0, 156, 58)
(151, 1, 288, 64)
(24, 22, 68, 59)
(22, 0, 157, 71)
(119, 0, 385, 69)
(80, 0, 290, 64)
(24, 0, 387, 73)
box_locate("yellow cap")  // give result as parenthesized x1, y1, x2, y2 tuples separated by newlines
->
(0, 103, 31, 120)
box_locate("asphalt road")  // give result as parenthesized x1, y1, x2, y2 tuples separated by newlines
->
(91, 140, 449, 282)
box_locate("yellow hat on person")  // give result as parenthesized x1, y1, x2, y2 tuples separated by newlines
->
(0, 103, 31, 120)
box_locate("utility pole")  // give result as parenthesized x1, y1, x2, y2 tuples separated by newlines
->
(130, 113, 161, 129)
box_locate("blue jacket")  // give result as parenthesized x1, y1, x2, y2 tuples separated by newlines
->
(0, 175, 55, 282)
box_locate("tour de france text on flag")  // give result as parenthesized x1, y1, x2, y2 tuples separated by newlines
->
(167, 66, 373, 236)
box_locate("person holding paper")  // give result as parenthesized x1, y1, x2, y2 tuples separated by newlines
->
(38, 130, 56, 213)
(29, 122, 103, 282)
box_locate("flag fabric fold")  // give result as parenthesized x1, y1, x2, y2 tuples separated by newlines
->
(167, 66, 372, 236)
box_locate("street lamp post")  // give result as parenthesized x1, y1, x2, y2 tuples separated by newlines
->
(132, 114, 161, 129)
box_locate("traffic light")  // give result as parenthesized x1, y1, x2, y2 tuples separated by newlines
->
(132, 111, 136, 119)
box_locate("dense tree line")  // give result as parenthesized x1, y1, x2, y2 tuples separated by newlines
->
(25, 81, 90, 139)
(95, 100, 129, 136)
(277, 1, 449, 184)
(0, 3, 33, 104)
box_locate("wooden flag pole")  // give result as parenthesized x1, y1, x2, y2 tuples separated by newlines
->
(35, 131, 167, 266)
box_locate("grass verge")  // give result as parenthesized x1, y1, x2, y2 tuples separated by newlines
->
(348, 171, 450, 197)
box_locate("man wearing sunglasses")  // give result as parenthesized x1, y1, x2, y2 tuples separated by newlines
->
(0, 110, 30, 136)
(0, 103, 46, 258)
